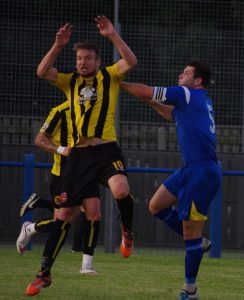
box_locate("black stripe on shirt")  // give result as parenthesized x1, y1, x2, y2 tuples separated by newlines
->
(95, 67, 110, 138)
(60, 109, 69, 147)
(59, 109, 68, 176)
(45, 111, 60, 135)
(70, 72, 79, 145)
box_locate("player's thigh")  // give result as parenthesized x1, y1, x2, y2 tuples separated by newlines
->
(149, 184, 177, 214)
(53, 208, 59, 220)
(98, 143, 129, 198)
(180, 164, 221, 219)
(82, 197, 101, 221)
(50, 174, 62, 209)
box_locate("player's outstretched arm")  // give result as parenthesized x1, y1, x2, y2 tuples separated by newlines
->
(37, 23, 73, 82)
(121, 82, 173, 121)
(149, 102, 174, 121)
(120, 82, 154, 101)
(95, 15, 137, 76)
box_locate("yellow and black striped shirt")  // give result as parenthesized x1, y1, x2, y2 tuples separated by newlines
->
(53, 63, 124, 146)
(40, 101, 72, 176)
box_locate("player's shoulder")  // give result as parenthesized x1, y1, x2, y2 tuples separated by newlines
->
(47, 100, 69, 117)
(165, 86, 192, 105)
(99, 62, 118, 76)
(187, 88, 209, 100)
(168, 85, 191, 97)
(56, 70, 78, 83)
(58, 70, 75, 76)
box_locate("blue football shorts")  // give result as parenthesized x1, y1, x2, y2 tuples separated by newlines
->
(163, 161, 222, 221)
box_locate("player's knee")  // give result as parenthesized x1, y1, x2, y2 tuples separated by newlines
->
(86, 211, 101, 221)
(57, 208, 77, 223)
(183, 231, 199, 240)
(109, 177, 130, 199)
(183, 224, 202, 240)
(148, 200, 160, 215)
(148, 201, 154, 214)
(112, 187, 130, 199)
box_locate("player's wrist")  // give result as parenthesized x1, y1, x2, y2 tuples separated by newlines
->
(57, 146, 65, 155)
(106, 30, 119, 41)
(52, 43, 64, 53)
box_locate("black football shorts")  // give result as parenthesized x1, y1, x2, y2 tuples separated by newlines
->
(59, 142, 127, 207)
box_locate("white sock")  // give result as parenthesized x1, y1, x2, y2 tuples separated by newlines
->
(82, 254, 93, 270)
(26, 222, 37, 236)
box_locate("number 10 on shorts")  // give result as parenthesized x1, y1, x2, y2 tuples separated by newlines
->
(112, 160, 125, 171)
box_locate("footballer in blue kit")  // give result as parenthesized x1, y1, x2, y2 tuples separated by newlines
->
(121, 60, 221, 300)
(154, 85, 221, 221)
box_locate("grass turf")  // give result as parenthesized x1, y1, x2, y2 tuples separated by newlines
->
(0, 244, 244, 299)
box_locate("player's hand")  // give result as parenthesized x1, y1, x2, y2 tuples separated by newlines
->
(63, 145, 72, 157)
(55, 23, 73, 47)
(95, 16, 115, 37)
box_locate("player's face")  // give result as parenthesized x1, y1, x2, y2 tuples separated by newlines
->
(178, 66, 197, 88)
(76, 49, 100, 77)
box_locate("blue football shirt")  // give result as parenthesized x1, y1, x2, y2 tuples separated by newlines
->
(155, 86, 217, 165)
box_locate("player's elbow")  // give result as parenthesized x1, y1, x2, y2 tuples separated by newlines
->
(36, 64, 51, 79)
(34, 133, 44, 148)
(131, 56, 137, 68)
(143, 97, 153, 104)
(125, 56, 137, 71)
(128, 56, 137, 69)
(36, 67, 45, 79)
(34, 136, 41, 147)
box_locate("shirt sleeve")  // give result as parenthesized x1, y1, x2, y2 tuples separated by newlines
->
(106, 63, 126, 82)
(51, 72, 73, 97)
(164, 86, 191, 107)
(153, 86, 191, 107)
(40, 107, 61, 135)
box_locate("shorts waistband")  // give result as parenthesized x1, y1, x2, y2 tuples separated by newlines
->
(73, 141, 117, 151)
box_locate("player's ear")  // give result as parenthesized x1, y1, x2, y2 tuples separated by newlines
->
(194, 77, 202, 87)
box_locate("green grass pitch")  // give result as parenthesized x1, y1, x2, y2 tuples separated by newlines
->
(1, 244, 244, 299)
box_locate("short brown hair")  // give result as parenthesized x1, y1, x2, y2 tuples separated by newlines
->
(188, 60, 212, 87)
(73, 42, 100, 59)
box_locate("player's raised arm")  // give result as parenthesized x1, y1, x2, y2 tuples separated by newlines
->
(95, 16, 137, 76)
(37, 23, 73, 82)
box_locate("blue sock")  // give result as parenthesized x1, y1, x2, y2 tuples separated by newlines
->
(154, 208, 183, 236)
(185, 238, 203, 284)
